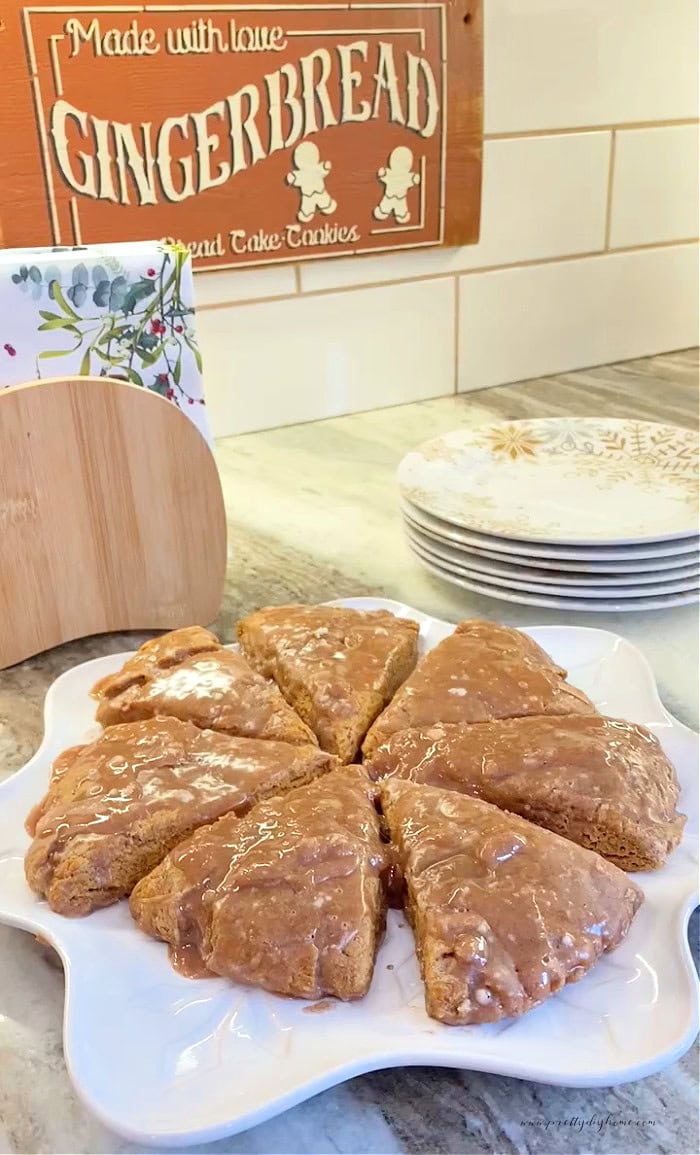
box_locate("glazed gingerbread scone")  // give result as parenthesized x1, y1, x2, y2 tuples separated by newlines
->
(367, 716, 686, 871)
(92, 626, 316, 745)
(380, 778, 643, 1025)
(362, 619, 595, 755)
(237, 605, 419, 762)
(25, 718, 338, 916)
(131, 767, 388, 1000)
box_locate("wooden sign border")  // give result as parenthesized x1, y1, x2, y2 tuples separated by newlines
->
(1, 1, 483, 270)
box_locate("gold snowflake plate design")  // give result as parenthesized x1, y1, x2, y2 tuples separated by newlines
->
(398, 420, 699, 544)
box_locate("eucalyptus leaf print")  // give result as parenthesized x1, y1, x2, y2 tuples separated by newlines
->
(93, 279, 111, 308)
(122, 277, 156, 315)
(44, 264, 62, 295)
(108, 276, 128, 311)
(8, 245, 207, 435)
(12, 265, 43, 299)
(68, 263, 89, 308)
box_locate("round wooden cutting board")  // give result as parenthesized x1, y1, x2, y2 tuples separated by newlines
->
(0, 376, 226, 669)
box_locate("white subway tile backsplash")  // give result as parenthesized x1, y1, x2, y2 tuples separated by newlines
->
(193, 263, 296, 308)
(298, 245, 459, 294)
(189, 2, 699, 425)
(485, 0, 699, 133)
(299, 133, 610, 292)
(458, 244, 699, 391)
(460, 133, 610, 268)
(610, 125, 700, 248)
(200, 278, 455, 436)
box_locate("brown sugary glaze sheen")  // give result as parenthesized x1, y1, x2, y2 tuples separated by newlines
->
(363, 619, 595, 755)
(237, 605, 419, 762)
(381, 778, 644, 1025)
(366, 716, 686, 870)
(23, 612, 673, 1021)
(92, 626, 316, 745)
(130, 767, 389, 1000)
(25, 717, 338, 916)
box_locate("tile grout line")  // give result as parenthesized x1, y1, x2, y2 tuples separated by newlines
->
(484, 117, 700, 141)
(605, 130, 618, 250)
(197, 121, 697, 312)
(196, 238, 700, 313)
(453, 276, 460, 394)
(215, 348, 699, 440)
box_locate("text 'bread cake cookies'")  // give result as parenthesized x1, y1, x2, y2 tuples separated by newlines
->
(237, 604, 419, 762)
(131, 768, 388, 1000)
(380, 778, 643, 1025)
(92, 626, 316, 745)
(366, 715, 686, 870)
(363, 619, 595, 755)
(25, 718, 338, 916)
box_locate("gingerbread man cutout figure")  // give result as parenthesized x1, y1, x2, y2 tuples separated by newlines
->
(374, 146, 420, 223)
(286, 142, 337, 223)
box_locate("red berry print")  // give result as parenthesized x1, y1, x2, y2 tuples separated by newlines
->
(150, 318, 166, 335)
(4, 343, 16, 356)
(147, 268, 156, 277)
(175, 325, 183, 333)
(188, 397, 194, 405)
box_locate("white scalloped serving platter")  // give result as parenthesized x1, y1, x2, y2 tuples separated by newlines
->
(0, 598, 698, 1148)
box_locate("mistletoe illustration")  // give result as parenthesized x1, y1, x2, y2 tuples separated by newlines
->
(11, 247, 204, 408)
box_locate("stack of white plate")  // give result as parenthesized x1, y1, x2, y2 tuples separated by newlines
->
(398, 418, 699, 611)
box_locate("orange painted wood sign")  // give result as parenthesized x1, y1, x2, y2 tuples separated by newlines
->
(0, 2, 483, 270)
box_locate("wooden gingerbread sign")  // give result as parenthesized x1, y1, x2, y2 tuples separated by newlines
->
(0, 2, 483, 270)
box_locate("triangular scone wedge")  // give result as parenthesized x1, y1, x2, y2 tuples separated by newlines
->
(131, 768, 388, 1000)
(237, 605, 419, 762)
(380, 778, 643, 1025)
(25, 718, 337, 916)
(363, 619, 594, 755)
(367, 716, 686, 871)
(92, 626, 316, 745)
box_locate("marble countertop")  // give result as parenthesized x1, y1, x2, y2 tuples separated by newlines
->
(1, 349, 698, 1154)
